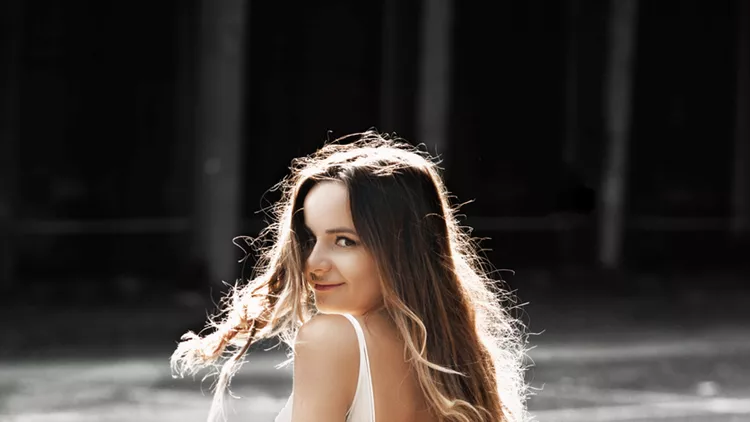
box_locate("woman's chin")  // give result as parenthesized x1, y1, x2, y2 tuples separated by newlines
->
(314, 301, 351, 315)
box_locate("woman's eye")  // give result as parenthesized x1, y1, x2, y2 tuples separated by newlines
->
(335, 236, 357, 248)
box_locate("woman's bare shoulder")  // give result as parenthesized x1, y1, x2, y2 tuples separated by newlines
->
(295, 313, 359, 351)
(291, 314, 360, 417)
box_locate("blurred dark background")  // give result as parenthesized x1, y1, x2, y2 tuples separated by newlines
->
(2, 1, 750, 420)
(1, 0, 747, 308)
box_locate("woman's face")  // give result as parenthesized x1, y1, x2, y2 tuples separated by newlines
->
(302, 181, 383, 315)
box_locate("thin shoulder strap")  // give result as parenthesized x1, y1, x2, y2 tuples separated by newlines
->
(341, 314, 376, 421)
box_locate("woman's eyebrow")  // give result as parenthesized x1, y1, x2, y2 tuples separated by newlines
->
(325, 227, 357, 235)
(304, 225, 357, 235)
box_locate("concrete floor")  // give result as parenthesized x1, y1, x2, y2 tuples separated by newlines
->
(3, 291, 750, 421)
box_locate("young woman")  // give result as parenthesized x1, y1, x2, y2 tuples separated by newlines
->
(171, 131, 530, 422)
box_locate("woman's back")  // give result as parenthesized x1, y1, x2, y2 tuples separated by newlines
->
(355, 313, 436, 422)
(275, 312, 436, 422)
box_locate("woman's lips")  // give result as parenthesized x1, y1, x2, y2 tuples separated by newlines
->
(313, 283, 345, 291)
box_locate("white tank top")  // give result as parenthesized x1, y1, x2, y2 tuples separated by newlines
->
(275, 313, 376, 422)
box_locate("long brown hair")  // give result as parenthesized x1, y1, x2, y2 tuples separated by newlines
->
(171, 131, 529, 421)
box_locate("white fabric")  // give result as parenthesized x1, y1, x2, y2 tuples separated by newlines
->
(274, 314, 376, 422)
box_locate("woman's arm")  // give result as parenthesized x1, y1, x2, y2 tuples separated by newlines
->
(291, 314, 360, 422)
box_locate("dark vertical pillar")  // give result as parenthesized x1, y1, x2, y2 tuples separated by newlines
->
(599, 0, 638, 270)
(193, 0, 247, 293)
(416, 0, 453, 163)
(0, 0, 23, 294)
(732, 0, 750, 238)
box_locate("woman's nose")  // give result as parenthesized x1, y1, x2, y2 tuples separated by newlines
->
(306, 242, 332, 275)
